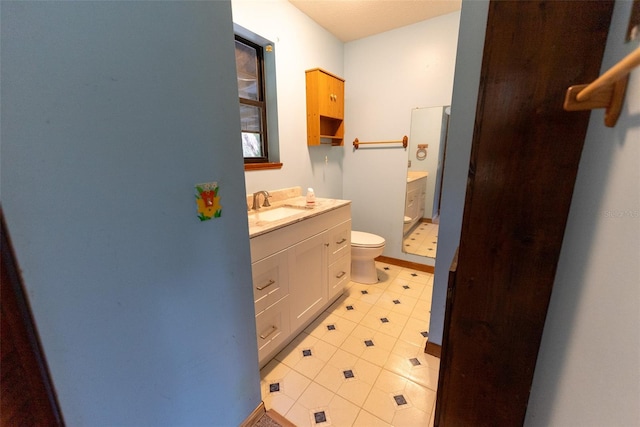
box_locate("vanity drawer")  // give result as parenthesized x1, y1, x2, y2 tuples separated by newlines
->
(255, 295, 290, 364)
(327, 219, 351, 264)
(328, 254, 350, 300)
(252, 249, 289, 315)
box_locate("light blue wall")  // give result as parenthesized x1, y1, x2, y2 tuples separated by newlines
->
(429, 1, 640, 424)
(429, 0, 489, 346)
(343, 13, 461, 267)
(1, 1, 260, 425)
(525, 1, 640, 424)
(232, 0, 345, 199)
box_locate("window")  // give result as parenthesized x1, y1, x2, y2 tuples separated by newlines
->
(233, 24, 281, 169)
(235, 36, 268, 162)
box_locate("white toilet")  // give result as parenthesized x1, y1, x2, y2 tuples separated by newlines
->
(351, 231, 386, 284)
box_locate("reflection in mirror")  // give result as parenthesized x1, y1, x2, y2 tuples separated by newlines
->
(402, 106, 450, 258)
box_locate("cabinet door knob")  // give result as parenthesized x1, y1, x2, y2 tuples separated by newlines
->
(336, 238, 346, 244)
(336, 271, 346, 279)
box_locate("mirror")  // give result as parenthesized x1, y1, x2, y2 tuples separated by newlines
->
(402, 106, 451, 258)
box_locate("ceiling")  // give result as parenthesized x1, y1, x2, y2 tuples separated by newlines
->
(288, 0, 462, 42)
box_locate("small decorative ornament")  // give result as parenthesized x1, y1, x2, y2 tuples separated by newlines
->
(195, 182, 221, 221)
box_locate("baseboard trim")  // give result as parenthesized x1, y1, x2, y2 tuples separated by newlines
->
(376, 255, 434, 273)
(240, 401, 265, 427)
(425, 340, 442, 358)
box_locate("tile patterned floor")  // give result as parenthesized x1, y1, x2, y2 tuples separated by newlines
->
(403, 223, 438, 258)
(260, 261, 438, 427)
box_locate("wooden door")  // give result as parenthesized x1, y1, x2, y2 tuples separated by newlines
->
(435, 1, 614, 425)
(1, 213, 64, 426)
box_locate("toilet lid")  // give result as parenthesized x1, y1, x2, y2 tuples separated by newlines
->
(351, 231, 385, 248)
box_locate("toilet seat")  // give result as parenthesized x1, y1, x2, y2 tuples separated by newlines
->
(351, 231, 385, 248)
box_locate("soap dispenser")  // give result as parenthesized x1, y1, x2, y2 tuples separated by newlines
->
(306, 187, 316, 208)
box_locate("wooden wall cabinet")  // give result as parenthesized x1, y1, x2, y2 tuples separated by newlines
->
(305, 68, 345, 146)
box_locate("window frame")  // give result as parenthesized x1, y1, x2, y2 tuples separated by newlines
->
(233, 24, 282, 171)
(235, 35, 269, 163)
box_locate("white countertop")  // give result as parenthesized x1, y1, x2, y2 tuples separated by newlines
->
(407, 171, 429, 183)
(248, 197, 351, 238)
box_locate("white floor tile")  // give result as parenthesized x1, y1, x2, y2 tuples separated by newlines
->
(353, 409, 392, 427)
(259, 263, 439, 427)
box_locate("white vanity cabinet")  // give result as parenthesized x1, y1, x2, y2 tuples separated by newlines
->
(404, 175, 427, 234)
(289, 231, 327, 333)
(252, 250, 290, 362)
(250, 203, 350, 367)
(327, 219, 351, 300)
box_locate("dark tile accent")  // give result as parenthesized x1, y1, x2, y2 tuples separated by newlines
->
(421, 331, 429, 337)
(380, 317, 389, 323)
(302, 349, 312, 357)
(393, 299, 401, 304)
(269, 382, 280, 393)
(394, 395, 408, 406)
(411, 273, 418, 277)
(327, 324, 336, 331)
(314, 411, 327, 423)
(364, 340, 374, 347)
(384, 267, 390, 270)
(410, 358, 421, 366)
(343, 369, 354, 379)
(346, 305, 354, 311)
(361, 290, 369, 295)
(403, 285, 410, 289)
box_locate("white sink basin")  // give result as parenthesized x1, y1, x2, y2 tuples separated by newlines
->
(248, 206, 307, 222)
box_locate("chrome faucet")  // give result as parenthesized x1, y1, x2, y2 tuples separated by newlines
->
(251, 190, 271, 210)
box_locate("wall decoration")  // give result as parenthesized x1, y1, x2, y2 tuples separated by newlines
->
(195, 182, 221, 221)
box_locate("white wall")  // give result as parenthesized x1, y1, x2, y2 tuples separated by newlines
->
(343, 12, 460, 266)
(1, 1, 260, 424)
(231, 0, 345, 199)
(525, 1, 640, 425)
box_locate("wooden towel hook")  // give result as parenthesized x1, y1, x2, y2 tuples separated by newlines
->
(564, 46, 640, 127)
